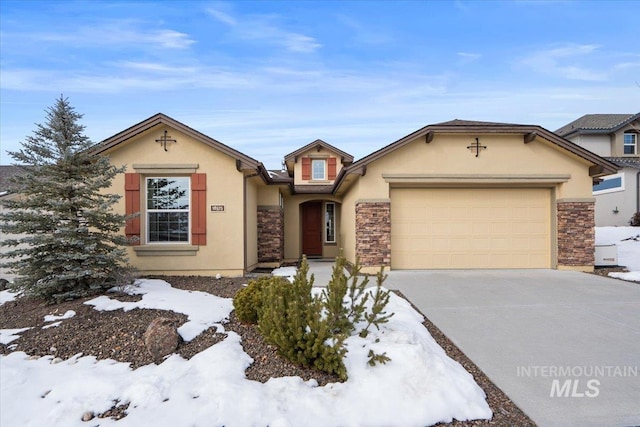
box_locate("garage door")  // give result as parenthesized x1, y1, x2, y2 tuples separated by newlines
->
(391, 188, 551, 269)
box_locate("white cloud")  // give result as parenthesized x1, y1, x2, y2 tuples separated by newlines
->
(519, 43, 607, 81)
(613, 61, 640, 71)
(150, 29, 196, 49)
(282, 33, 321, 53)
(207, 8, 238, 26)
(116, 62, 199, 74)
(334, 14, 392, 45)
(206, 6, 321, 53)
(0, 67, 257, 93)
(6, 21, 195, 50)
(457, 52, 482, 64)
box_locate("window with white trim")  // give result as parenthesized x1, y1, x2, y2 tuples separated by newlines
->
(593, 173, 624, 195)
(146, 177, 190, 243)
(623, 132, 637, 155)
(325, 202, 336, 243)
(312, 159, 326, 180)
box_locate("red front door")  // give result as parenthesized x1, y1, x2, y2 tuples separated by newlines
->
(301, 202, 323, 257)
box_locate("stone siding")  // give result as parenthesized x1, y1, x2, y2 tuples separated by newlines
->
(257, 206, 284, 262)
(557, 201, 595, 267)
(355, 202, 391, 267)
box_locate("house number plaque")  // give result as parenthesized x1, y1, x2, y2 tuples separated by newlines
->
(210, 205, 225, 212)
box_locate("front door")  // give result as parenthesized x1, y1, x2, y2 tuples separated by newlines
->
(301, 201, 323, 257)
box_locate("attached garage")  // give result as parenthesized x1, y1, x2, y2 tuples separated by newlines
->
(391, 187, 552, 269)
(338, 120, 619, 273)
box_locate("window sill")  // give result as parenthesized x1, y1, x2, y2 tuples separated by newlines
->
(133, 245, 199, 256)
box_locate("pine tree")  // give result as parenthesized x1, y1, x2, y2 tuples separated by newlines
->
(0, 96, 131, 302)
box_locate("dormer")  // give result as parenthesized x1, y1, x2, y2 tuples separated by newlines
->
(284, 140, 353, 188)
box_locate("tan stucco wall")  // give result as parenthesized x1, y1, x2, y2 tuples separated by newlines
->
(352, 134, 593, 199)
(282, 194, 342, 260)
(339, 179, 360, 264)
(245, 177, 259, 271)
(257, 184, 281, 206)
(105, 125, 247, 276)
(339, 133, 597, 269)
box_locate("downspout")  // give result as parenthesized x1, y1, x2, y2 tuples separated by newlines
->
(238, 159, 253, 274)
(243, 173, 247, 274)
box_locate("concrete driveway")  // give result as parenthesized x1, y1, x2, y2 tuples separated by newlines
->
(382, 269, 640, 427)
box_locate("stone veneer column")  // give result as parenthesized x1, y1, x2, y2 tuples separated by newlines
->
(257, 206, 284, 263)
(556, 199, 595, 269)
(355, 201, 391, 268)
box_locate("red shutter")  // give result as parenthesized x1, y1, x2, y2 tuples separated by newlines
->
(301, 157, 311, 180)
(191, 173, 207, 245)
(328, 157, 337, 180)
(124, 173, 141, 245)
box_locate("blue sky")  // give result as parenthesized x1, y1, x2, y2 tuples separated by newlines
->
(1, 0, 639, 169)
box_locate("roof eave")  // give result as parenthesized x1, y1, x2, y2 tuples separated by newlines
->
(345, 123, 618, 178)
(283, 139, 354, 163)
(90, 113, 261, 172)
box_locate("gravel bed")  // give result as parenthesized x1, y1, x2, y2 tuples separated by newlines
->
(0, 275, 535, 426)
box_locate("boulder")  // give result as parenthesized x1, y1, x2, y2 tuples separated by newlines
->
(143, 317, 181, 362)
(0, 278, 9, 291)
(81, 411, 94, 422)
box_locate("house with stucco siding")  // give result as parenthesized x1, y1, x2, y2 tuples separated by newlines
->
(555, 113, 640, 226)
(81, 114, 618, 276)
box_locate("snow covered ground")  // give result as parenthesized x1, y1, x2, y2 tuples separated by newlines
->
(0, 279, 491, 427)
(595, 226, 640, 282)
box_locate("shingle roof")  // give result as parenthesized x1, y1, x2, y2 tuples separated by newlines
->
(284, 139, 353, 163)
(555, 114, 639, 137)
(266, 170, 292, 182)
(605, 157, 640, 170)
(432, 119, 527, 127)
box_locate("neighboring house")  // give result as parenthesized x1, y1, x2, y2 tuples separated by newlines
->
(555, 113, 640, 226)
(82, 114, 616, 275)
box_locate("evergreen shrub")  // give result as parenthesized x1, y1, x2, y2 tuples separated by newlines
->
(256, 254, 394, 380)
(233, 276, 287, 324)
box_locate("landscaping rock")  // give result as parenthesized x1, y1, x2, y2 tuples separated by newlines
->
(143, 317, 181, 362)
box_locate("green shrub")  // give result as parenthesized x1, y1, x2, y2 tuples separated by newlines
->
(257, 254, 394, 381)
(258, 258, 348, 380)
(233, 276, 287, 324)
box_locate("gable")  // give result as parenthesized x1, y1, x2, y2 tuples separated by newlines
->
(283, 139, 353, 191)
(99, 123, 239, 171)
(343, 121, 618, 180)
(91, 113, 262, 173)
